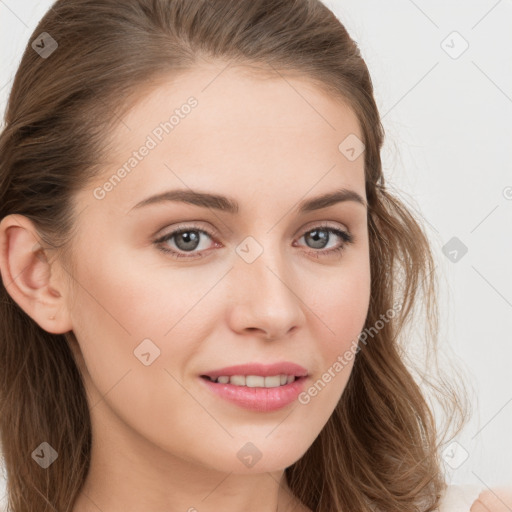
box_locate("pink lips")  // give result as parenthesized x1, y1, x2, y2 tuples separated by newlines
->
(199, 362, 309, 412)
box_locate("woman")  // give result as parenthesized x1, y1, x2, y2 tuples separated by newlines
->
(0, 0, 507, 510)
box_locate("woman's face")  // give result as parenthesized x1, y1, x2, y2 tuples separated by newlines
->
(63, 63, 371, 476)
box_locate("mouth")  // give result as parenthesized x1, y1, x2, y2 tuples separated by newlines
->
(198, 371, 309, 412)
(200, 374, 306, 388)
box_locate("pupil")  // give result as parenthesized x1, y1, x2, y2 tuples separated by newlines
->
(177, 231, 199, 251)
(307, 229, 328, 249)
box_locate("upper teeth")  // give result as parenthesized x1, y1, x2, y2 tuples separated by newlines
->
(211, 374, 296, 387)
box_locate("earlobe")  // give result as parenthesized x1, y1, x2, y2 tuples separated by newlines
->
(0, 214, 73, 334)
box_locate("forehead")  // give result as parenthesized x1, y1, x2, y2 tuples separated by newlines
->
(107, 62, 362, 153)
(85, 63, 366, 214)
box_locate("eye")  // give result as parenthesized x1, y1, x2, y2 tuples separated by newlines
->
(295, 224, 354, 258)
(154, 223, 218, 260)
(154, 222, 354, 260)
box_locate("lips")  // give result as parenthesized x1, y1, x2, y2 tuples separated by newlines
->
(200, 362, 308, 380)
(198, 362, 309, 412)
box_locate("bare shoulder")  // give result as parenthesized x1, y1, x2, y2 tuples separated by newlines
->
(470, 487, 512, 512)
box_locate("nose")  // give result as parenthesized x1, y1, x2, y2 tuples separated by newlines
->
(226, 245, 307, 341)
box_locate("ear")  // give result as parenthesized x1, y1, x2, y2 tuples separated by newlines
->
(0, 214, 73, 334)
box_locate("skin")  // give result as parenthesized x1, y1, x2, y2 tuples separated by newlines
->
(470, 488, 512, 512)
(0, 63, 372, 512)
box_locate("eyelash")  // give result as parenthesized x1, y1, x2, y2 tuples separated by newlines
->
(153, 222, 354, 260)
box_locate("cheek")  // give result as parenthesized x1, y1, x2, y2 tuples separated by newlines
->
(69, 241, 194, 344)
(67, 242, 223, 401)
(302, 260, 371, 404)
(311, 258, 371, 348)
(66, 249, 216, 458)
(66, 247, 183, 393)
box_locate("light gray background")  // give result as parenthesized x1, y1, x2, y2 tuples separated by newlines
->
(0, 0, 511, 505)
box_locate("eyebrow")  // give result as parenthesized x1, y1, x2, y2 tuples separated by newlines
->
(129, 187, 367, 214)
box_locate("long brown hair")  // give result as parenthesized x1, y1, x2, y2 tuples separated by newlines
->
(0, 1, 470, 510)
